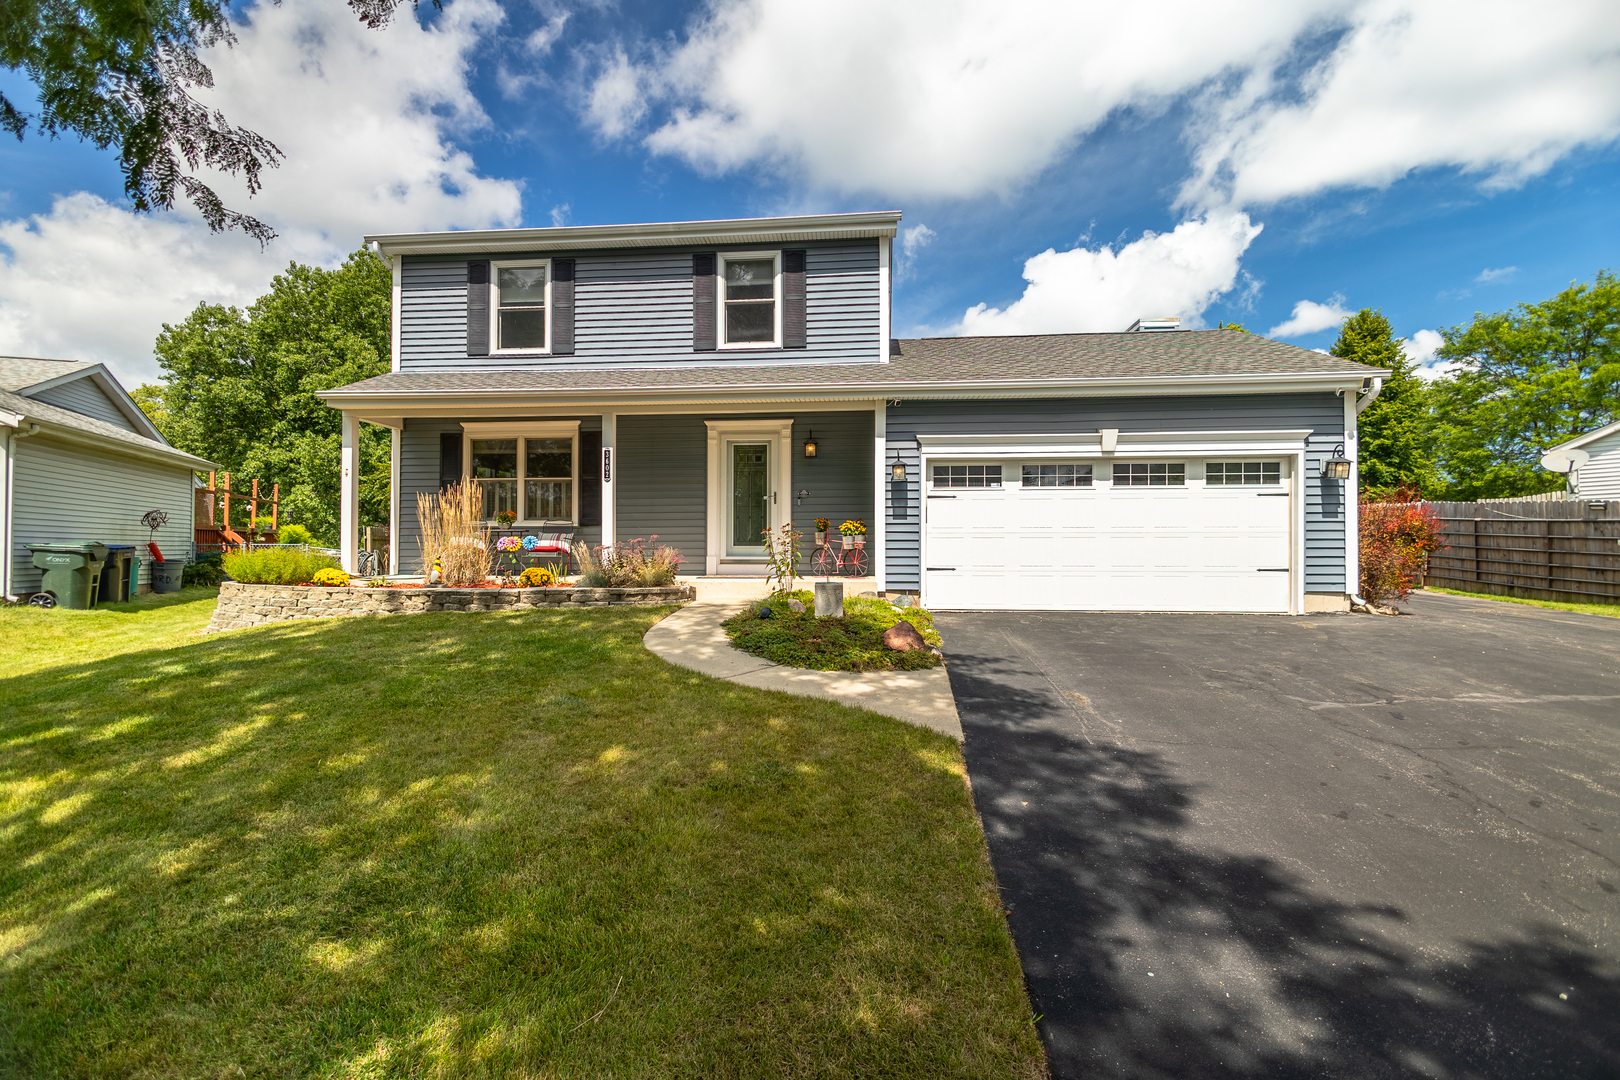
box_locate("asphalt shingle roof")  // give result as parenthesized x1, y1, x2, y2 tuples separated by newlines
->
(0, 356, 96, 392)
(0, 357, 216, 468)
(323, 330, 1381, 398)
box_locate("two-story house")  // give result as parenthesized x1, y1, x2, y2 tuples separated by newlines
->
(319, 211, 1387, 614)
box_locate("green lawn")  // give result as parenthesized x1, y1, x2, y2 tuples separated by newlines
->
(1421, 586, 1620, 618)
(0, 591, 1043, 1078)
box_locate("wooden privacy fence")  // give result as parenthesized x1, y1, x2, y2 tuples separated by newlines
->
(1414, 498, 1620, 604)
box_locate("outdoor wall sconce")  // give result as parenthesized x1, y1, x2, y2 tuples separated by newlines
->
(802, 430, 818, 458)
(890, 455, 907, 482)
(1322, 444, 1352, 480)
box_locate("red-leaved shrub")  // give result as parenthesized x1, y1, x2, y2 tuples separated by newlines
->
(1360, 501, 1446, 606)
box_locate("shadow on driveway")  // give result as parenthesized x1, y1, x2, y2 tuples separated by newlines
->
(943, 599, 1620, 1079)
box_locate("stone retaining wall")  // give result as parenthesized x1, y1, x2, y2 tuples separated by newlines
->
(206, 581, 694, 633)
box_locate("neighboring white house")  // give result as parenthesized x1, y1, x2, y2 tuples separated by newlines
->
(1545, 419, 1620, 500)
(1, 356, 216, 600)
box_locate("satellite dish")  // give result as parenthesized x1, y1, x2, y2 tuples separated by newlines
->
(1540, 448, 1590, 474)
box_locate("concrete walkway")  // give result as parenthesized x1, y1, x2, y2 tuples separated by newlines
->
(643, 602, 964, 740)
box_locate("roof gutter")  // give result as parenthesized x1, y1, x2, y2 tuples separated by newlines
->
(365, 210, 903, 258)
(318, 369, 1390, 411)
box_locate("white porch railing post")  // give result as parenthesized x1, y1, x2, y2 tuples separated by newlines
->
(340, 410, 359, 574)
(600, 412, 616, 547)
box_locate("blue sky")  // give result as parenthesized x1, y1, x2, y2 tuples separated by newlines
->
(2, 0, 1618, 385)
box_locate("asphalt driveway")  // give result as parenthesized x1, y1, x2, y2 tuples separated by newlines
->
(937, 593, 1620, 1080)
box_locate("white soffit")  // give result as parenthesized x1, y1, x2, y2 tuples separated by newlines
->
(367, 211, 902, 258)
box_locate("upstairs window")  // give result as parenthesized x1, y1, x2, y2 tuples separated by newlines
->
(1022, 464, 1093, 487)
(1113, 462, 1185, 486)
(1207, 461, 1281, 485)
(720, 252, 779, 346)
(493, 260, 548, 352)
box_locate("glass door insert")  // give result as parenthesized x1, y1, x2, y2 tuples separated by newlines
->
(729, 442, 770, 555)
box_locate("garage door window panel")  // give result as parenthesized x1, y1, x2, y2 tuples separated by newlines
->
(1207, 461, 1281, 485)
(1113, 462, 1185, 486)
(933, 464, 1003, 488)
(1022, 463, 1092, 487)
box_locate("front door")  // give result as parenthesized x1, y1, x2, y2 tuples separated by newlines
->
(728, 442, 771, 556)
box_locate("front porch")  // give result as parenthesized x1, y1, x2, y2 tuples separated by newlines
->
(338, 403, 890, 594)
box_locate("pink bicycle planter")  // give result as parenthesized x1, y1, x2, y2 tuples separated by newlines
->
(810, 534, 869, 577)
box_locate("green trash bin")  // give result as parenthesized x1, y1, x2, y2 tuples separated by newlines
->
(26, 542, 109, 609)
(99, 545, 136, 603)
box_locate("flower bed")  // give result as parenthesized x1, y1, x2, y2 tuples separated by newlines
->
(205, 580, 693, 633)
(722, 590, 943, 672)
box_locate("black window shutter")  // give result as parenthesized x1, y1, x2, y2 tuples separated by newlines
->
(439, 432, 462, 489)
(783, 248, 807, 349)
(466, 260, 490, 356)
(693, 253, 716, 351)
(578, 429, 602, 527)
(552, 258, 576, 355)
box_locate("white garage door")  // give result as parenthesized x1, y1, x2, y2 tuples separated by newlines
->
(924, 458, 1293, 612)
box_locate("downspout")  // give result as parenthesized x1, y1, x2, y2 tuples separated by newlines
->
(3, 420, 42, 601)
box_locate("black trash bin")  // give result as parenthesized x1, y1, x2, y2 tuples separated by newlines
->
(26, 542, 110, 609)
(99, 545, 136, 603)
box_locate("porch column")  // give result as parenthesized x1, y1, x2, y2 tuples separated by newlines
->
(340, 410, 360, 574)
(600, 412, 616, 546)
(873, 399, 887, 590)
(389, 424, 401, 575)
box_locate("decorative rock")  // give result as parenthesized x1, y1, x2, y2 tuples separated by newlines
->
(786, 598, 806, 614)
(757, 605, 773, 620)
(882, 619, 927, 652)
(814, 580, 844, 618)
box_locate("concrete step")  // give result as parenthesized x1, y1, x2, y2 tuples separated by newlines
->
(680, 576, 881, 602)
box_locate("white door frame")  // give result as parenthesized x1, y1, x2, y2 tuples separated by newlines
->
(705, 418, 793, 575)
(917, 429, 1310, 614)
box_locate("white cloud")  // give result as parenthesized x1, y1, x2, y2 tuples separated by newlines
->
(1267, 296, 1351, 338)
(1476, 266, 1518, 283)
(598, 0, 1338, 199)
(895, 223, 935, 283)
(550, 203, 573, 227)
(1181, 0, 1620, 209)
(0, 0, 521, 386)
(1403, 327, 1463, 380)
(527, 12, 570, 54)
(959, 213, 1262, 335)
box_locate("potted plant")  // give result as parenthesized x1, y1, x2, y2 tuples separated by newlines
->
(495, 510, 517, 530)
(839, 519, 866, 549)
(814, 518, 830, 546)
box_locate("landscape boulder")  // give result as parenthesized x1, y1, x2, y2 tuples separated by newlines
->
(786, 598, 806, 614)
(882, 620, 927, 652)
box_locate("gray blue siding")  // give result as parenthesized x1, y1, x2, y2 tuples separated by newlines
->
(616, 415, 709, 569)
(883, 394, 1347, 593)
(396, 417, 602, 575)
(400, 240, 879, 371)
(30, 377, 136, 431)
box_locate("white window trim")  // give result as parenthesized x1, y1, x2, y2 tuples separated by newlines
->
(461, 420, 581, 524)
(489, 258, 552, 355)
(717, 250, 782, 350)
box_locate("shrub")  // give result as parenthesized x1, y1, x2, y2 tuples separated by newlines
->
(518, 566, 555, 587)
(310, 568, 350, 587)
(1360, 500, 1446, 606)
(222, 548, 340, 585)
(182, 556, 223, 587)
(415, 480, 492, 586)
(277, 523, 316, 546)
(590, 536, 684, 587)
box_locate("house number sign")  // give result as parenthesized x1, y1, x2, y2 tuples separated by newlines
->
(602, 447, 612, 483)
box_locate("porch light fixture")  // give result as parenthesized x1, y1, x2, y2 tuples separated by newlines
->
(1322, 444, 1352, 480)
(802, 430, 818, 458)
(890, 454, 907, 482)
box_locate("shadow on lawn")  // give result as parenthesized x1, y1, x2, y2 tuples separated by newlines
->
(1, 610, 1041, 1077)
(946, 651, 1620, 1080)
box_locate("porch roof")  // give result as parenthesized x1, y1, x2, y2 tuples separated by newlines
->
(321, 330, 1386, 406)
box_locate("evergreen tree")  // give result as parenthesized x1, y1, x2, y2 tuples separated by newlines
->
(1330, 308, 1435, 495)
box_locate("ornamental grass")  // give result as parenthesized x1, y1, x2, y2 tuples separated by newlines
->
(415, 478, 492, 587)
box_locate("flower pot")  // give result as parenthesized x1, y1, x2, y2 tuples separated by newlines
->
(853, 537, 866, 548)
(815, 531, 826, 546)
(840, 536, 853, 550)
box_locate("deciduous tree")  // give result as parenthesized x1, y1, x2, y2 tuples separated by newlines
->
(137, 249, 392, 543)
